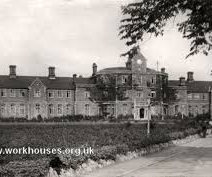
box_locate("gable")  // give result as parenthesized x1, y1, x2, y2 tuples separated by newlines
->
(29, 78, 46, 90)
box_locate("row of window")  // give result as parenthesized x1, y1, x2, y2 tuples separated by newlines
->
(1, 89, 26, 97)
(1, 104, 26, 115)
(0, 103, 91, 116)
(0, 89, 90, 99)
(47, 90, 72, 98)
(35, 103, 91, 116)
(174, 104, 208, 115)
(188, 105, 207, 114)
(124, 91, 156, 98)
(187, 93, 208, 100)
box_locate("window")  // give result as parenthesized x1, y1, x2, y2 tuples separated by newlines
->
(67, 90, 71, 98)
(19, 104, 25, 115)
(123, 104, 127, 115)
(19, 90, 25, 97)
(151, 91, 156, 98)
(188, 105, 192, 113)
(1, 104, 6, 115)
(187, 93, 192, 100)
(10, 89, 16, 97)
(202, 94, 207, 100)
(84, 91, 90, 99)
(175, 105, 179, 114)
(163, 92, 167, 99)
(175, 93, 180, 99)
(66, 104, 72, 115)
(194, 93, 200, 100)
(202, 105, 206, 114)
(111, 107, 115, 116)
(1, 89, 6, 97)
(85, 104, 90, 115)
(195, 105, 199, 115)
(123, 91, 128, 98)
(58, 104, 63, 115)
(10, 104, 16, 115)
(49, 104, 54, 115)
(151, 77, 155, 84)
(57, 90, 62, 98)
(34, 89, 41, 97)
(48, 90, 54, 98)
(35, 104, 40, 114)
(137, 91, 143, 98)
(122, 76, 127, 84)
(140, 76, 143, 84)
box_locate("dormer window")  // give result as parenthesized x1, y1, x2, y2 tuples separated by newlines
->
(1, 89, 7, 97)
(48, 90, 54, 98)
(19, 89, 25, 97)
(10, 89, 16, 97)
(67, 90, 71, 98)
(57, 90, 62, 98)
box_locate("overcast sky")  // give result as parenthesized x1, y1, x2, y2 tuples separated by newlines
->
(0, 0, 211, 80)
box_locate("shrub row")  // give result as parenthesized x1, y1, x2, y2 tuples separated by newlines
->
(0, 114, 134, 122)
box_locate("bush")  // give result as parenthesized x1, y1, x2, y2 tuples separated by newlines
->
(94, 145, 117, 161)
(37, 115, 43, 122)
(116, 144, 129, 155)
(0, 117, 28, 122)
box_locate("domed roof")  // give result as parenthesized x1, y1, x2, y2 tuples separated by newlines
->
(97, 67, 131, 75)
(98, 67, 157, 75)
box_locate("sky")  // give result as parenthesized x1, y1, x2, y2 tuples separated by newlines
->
(0, 0, 211, 80)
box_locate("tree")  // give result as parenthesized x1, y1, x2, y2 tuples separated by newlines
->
(119, 0, 212, 58)
(89, 75, 128, 102)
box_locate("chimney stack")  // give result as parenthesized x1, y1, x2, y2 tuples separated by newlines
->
(92, 63, 97, 76)
(9, 65, 16, 78)
(187, 71, 194, 82)
(161, 67, 165, 73)
(179, 77, 186, 86)
(73, 74, 77, 83)
(48, 67, 56, 79)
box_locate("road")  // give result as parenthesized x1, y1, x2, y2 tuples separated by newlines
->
(81, 135, 212, 177)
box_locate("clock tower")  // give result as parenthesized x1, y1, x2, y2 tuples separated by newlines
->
(126, 47, 147, 87)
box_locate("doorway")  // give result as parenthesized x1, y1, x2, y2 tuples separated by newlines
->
(139, 108, 145, 119)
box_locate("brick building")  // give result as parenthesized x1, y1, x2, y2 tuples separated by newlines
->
(0, 48, 211, 120)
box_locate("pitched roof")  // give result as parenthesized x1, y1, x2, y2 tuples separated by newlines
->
(0, 75, 94, 89)
(187, 81, 212, 93)
(168, 80, 212, 93)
